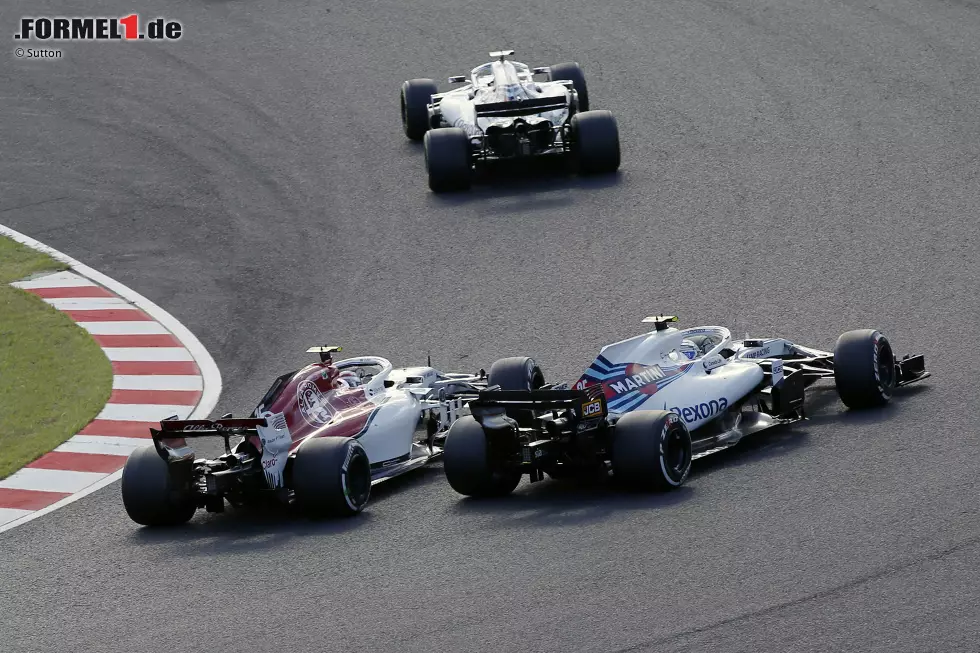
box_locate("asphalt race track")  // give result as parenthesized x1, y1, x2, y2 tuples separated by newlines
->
(3, 0, 980, 650)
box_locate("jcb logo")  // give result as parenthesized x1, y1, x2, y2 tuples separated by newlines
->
(582, 399, 603, 417)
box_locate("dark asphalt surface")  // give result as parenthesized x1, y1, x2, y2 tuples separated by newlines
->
(3, 0, 980, 650)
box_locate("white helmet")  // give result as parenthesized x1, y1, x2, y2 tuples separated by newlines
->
(678, 339, 700, 361)
(337, 370, 361, 389)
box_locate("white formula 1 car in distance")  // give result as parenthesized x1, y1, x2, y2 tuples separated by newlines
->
(400, 50, 621, 191)
(441, 316, 930, 497)
(121, 347, 491, 526)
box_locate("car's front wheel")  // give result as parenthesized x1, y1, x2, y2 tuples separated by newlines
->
(487, 356, 546, 427)
(548, 62, 590, 112)
(833, 329, 896, 409)
(611, 410, 692, 491)
(291, 437, 372, 518)
(401, 78, 438, 141)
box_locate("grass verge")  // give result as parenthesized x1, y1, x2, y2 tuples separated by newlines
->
(0, 236, 113, 479)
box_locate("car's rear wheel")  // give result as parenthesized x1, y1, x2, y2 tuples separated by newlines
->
(548, 62, 590, 112)
(424, 127, 472, 192)
(292, 437, 372, 518)
(611, 410, 692, 491)
(443, 416, 522, 497)
(401, 78, 438, 141)
(833, 329, 896, 409)
(571, 110, 621, 174)
(121, 445, 196, 527)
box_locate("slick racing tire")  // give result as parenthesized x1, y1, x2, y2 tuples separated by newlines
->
(571, 110, 621, 175)
(611, 410, 692, 491)
(488, 356, 546, 392)
(121, 445, 196, 527)
(424, 127, 472, 192)
(292, 437, 372, 518)
(443, 416, 522, 498)
(488, 356, 546, 427)
(548, 62, 590, 112)
(401, 78, 438, 141)
(833, 329, 896, 409)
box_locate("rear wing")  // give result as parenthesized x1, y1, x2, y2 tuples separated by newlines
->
(474, 97, 568, 118)
(151, 417, 269, 458)
(470, 385, 607, 420)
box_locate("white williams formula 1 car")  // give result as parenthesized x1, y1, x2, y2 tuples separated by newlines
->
(400, 50, 621, 191)
(121, 347, 492, 526)
(441, 316, 930, 497)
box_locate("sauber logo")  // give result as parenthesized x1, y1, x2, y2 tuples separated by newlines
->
(14, 15, 183, 41)
(296, 380, 333, 426)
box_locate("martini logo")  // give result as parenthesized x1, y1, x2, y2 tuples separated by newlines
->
(608, 364, 669, 395)
(296, 380, 333, 426)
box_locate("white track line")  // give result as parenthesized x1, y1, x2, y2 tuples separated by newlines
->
(55, 439, 148, 455)
(0, 222, 222, 534)
(101, 347, 194, 362)
(12, 271, 97, 289)
(0, 468, 109, 494)
(96, 403, 195, 422)
(112, 375, 203, 391)
(44, 297, 130, 310)
(0, 508, 32, 524)
(78, 321, 170, 335)
(64, 435, 150, 449)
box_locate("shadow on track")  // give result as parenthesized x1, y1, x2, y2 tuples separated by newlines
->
(127, 384, 927, 544)
(412, 152, 623, 206)
(126, 460, 448, 550)
(447, 381, 927, 527)
(448, 476, 696, 529)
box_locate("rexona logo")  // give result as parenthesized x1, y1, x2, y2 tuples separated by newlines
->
(667, 397, 728, 424)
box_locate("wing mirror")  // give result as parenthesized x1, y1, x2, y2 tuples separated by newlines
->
(703, 354, 726, 373)
(532, 66, 550, 75)
(448, 75, 466, 84)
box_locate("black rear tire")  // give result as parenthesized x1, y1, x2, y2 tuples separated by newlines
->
(401, 78, 438, 141)
(121, 445, 196, 527)
(548, 62, 589, 112)
(292, 437, 372, 518)
(834, 329, 896, 409)
(443, 416, 522, 497)
(424, 127, 472, 192)
(611, 410, 692, 491)
(571, 110, 621, 174)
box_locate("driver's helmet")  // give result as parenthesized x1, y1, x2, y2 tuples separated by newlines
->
(336, 370, 362, 389)
(678, 339, 700, 361)
(502, 83, 523, 101)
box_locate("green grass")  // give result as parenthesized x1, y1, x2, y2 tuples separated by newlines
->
(0, 236, 113, 479)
